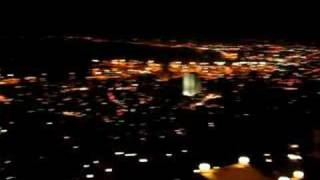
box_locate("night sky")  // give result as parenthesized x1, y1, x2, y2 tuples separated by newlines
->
(0, 3, 319, 42)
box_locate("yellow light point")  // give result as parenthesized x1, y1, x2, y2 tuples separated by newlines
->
(221, 51, 238, 60)
(0, 95, 7, 102)
(224, 66, 233, 75)
(111, 60, 119, 64)
(293, 170, 304, 179)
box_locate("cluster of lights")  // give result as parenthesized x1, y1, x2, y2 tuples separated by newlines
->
(194, 156, 250, 174)
(1, 42, 318, 180)
(194, 156, 304, 180)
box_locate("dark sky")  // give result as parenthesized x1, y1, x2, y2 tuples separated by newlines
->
(0, 3, 319, 42)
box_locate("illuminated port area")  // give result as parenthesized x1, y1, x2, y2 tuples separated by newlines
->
(1, 39, 320, 180)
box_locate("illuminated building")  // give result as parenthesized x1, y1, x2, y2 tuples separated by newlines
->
(182, 73, 201, 96)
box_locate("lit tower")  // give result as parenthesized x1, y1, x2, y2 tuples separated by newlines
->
(182, 73, 201, 96)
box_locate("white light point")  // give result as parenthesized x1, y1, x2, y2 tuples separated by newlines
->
(293, 170, 304, 179)
(138, 158, 148, 163)
(124, 153, 137, 157)
(287, 154, 302, 160)
(193, 169, 201, 173)
(92, 59, 100, 63)
(114, 152, 124, 156)
(92, 160, 100, 164)
(238, 156, 250, 165)
(105, 168, 113, 173)
(4, 160, 12, 164)
(198, 163, 211, 172)
(63, 136, 71, 140)
(181, 149, 188, 153)
(0, 129, 8, 133)
(165, 153, 173, 157)
(5, 176, 16, 180)
(289, 144, 299, 149)
(46, 122, 53, 125)
(83, 164, 90, 168)
(265, 158, 273, 163)
(278, 176, 290, 180)
(85, 174, 94, 179)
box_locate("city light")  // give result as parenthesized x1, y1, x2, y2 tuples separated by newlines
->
(4, 160, 12, 164)
(182, 73, 201, 97)
(289, 144, 299, 149)
(85, 174, 94, 179)
(198, 163, 211, 172)
(165, 153, 173, 157)
(45, 122, 53, 125)
(181, 149, 188, 153)
(193, 169, 201, 173)
(278, 176, 290, 180)
(63, 136, 71, 140)
(263, 153, 271, 157)
(1, 38, 319, 180)
(72, 145, 79, 149)
(105, 168, 113, 173)
(265, 158, 273, 163)
(0, 95, 7, 102)
(293, 170, 304, 179)
(83, 164, 90, 168)
(5, 176, 16, 180)
(125, 153, 137, 157)
(114, 152, 125, 156)
(138, 158, 148, 163)
(287, 154, 303, 161)
(92, 160, 100, 164)
(92, 59, 100, 63)
(238, 156, 250, 165)
(0, 129, 8, 133)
